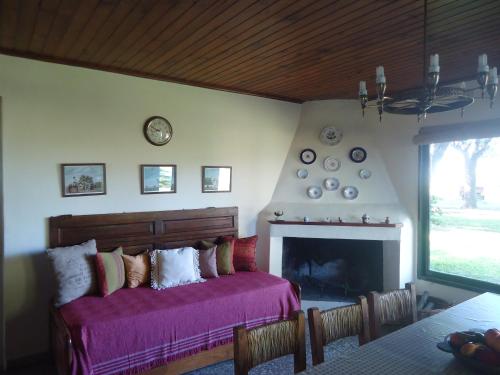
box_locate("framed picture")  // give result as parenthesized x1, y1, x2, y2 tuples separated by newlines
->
(61, 163, 106, 197)
(141, 164, 177, 194)
(202, 166, 232, 193)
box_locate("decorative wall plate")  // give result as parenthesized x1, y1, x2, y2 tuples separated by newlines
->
(323, 156, 341, 171)
(307, 185, 323, 199)
(300, 148, 317, 164)
(349, 147, 367, 163)
(297, 168, 308, 179)
(324, 177, 340, 191)
(320, 126, 343, 145)
(359, 169, 372, 179)
(342, 186, 359, 200)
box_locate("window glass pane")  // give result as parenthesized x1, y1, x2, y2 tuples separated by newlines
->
(429, 137, 500, 285)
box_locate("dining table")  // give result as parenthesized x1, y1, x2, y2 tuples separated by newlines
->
(303, 292, 500, 374)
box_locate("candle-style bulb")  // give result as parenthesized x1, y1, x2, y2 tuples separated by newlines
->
(429, 54, 440, 73)
(359, 81, 367, 95)
(489, 67, 498, 84)
(478, 54, 489, 72)
(376, 66, 386, 83)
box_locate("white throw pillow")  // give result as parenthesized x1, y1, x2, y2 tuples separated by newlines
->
(150, 247, 205, 290)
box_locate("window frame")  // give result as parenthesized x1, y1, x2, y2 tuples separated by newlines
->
(418, 144, 500, 294)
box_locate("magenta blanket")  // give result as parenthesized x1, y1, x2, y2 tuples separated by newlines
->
(59, 271, 300, 375)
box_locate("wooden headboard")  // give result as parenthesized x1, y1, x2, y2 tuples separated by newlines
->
(49, 207, 238, 254)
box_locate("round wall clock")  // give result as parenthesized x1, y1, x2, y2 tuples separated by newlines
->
(300, 149, 317, 164)
(349, 147, 367, 163)
(143, 116, 173, 146)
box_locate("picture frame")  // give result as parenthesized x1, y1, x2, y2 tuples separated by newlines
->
(202, 166, 232, 193)
(61, 163, 106, 197)
(141, 164, 177, 194)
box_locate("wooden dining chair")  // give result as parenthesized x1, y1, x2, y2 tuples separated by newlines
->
(233, 310, 306, 375)
(367, 282, 417, 340)
(307, 296, 370, 366)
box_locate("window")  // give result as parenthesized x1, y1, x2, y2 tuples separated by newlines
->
(419, 137, 500, 293)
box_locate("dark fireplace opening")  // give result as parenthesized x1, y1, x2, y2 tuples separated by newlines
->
(282, 237, 383, 301)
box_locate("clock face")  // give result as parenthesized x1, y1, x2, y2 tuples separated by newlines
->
(144, 116, 172, 146)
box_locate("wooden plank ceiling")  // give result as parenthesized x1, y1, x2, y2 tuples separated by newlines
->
(1, 0, 500, 103)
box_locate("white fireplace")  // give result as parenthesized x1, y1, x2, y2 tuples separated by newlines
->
(269, 222, 405, 292)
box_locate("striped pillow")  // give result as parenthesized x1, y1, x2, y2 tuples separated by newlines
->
(216, 239, 235, 275)
(95, 247, 125, 297)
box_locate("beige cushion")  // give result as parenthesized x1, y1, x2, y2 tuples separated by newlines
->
(122, 252, 150, 288)
(46, 239, 98, 307)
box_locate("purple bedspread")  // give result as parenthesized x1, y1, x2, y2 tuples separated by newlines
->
(59, 271, 300, 375)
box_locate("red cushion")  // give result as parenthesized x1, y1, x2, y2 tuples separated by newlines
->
(233, 236, 258, 272)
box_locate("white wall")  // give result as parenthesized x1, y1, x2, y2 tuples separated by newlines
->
(0, 55, 301, 359)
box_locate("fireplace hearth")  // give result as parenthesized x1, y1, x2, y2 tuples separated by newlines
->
(282, 237, 383, 300)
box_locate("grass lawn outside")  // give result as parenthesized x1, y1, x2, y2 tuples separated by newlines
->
(429, 208, 500, 285)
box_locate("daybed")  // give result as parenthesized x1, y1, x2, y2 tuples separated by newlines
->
(49, 207, 300, 375)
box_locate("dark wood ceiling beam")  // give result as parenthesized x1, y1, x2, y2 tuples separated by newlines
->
(1, 0, 20, 49)
(147, 0, 266, 74)
(182, 0, 372, 82)
(267, 34, 500, 97)
(156, 0, 299, 76)
(79, 0, 141, 61)
(13, 0, 38, 51)
(261, 52, 424, 98)
(162, 0, 331, 77)
(42, 0, 82, 55)
(29, 0, 62, 54)
(121, 0, 226, 69)
(195, 0, 421, 86)
(98, 0, 176, 66)
(53, 0, 99, 57)
(88, 0, 159, 63)
(214, 2, 423, 89)
(112, 1, 195, 67)
(64, 1, 117, 59)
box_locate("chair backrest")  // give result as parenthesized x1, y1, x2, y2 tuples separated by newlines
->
(308, 296, 370, 366)
(233, 310, 306, 375)
(368, 282, 417, 340)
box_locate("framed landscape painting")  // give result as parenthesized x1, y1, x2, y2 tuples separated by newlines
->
(61, 163, 106, 197)
(202, 166, 232, 193)
(141, 164, 177, 194)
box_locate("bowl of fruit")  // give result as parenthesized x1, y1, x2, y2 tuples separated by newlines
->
(437, 329, 500, 374)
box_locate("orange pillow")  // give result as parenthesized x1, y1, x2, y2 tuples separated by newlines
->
(122, 252, 150, 288)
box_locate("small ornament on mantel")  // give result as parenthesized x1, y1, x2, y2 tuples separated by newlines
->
(274, 210, 284, 221)
(338, 217, 343, 223)
(385, 216, 391, 224)
(362, 214, 369, 224)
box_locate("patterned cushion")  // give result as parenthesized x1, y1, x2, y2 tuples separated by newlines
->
(233, 235, 258, 272)
(122, 252, 150, 288)
(150, 248, 205, 290)
(216, 239, 235, 275)
(95, 247, 126, 297)
(198, 247, 219, 278)
(46, 239, 98, 307)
